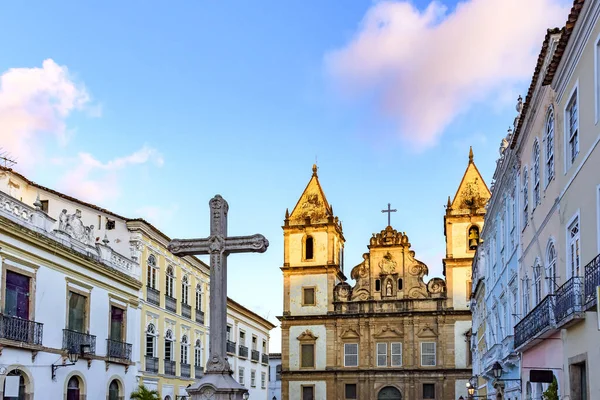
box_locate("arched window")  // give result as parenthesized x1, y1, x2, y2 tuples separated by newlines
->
(533, 140, 541, 207)
(546, 242, 557, 294)
(522, 168, 529, 225)
(181, 335, 189, 365)
(66, 376, 81, 400)
(147, 254, 158, 289)
(4, 370, 26, 400)
(375, 279, 381, 292)
(165, 329, 174, 362)
(397, 278, 403, 290)
(533, 260, 542, 305)
(146, 323, 157, 358)
(195, 284, 202, 311)
(468, 225, 480, 250)
(305, 236, 314, 260)
(166, 266, 175, 298)
(108, 380, 120, 400)
(545, 108, 555, 184)
(181, 275, 189, 305)
(194, 339, 203, 371)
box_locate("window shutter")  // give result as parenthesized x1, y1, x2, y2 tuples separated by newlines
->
(376, 343, 387, 367)
(391, 342, 402, 366)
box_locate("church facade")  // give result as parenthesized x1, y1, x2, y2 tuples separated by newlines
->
(279, 152, 489, 400)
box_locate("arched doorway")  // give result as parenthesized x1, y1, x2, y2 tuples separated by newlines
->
(108, 380, 120, 400)
(66, 376, 80, 400)
(3, 370, 26, 400)
(378, 386, 402, 400)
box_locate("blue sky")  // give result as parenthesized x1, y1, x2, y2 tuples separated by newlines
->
(0, 0, 571, 351)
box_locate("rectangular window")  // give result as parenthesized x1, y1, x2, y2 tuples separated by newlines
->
(421, 342, 436, 366)
(181, 343, 188, 364)
(566, 89, 579, 168)
(301, 385, 314, 400)
(276, 364, 282, 381)
(344, 343, 358, 367)
(226, 325, 232, 341)
(41, 200, 49, 213)
(391, 342, 402, 366)
(345, 384, 357, 399)
(196, 288, 202, 310)
(239, 331, 246, 346)
(110, 306, 124, 341)
(423, 383, 435, 399)
(194, 346, 202, 367)
(238, 367, 245, 386)
(301, 343, 315, 368)
(67, 291, 87, 332)
(568, 216, 581, 277)
(146, 334, 155, 356)
(4, 271, 31, 319)
(303, 287, 315, 306)
(376, 343, 387, 367)
(106, 219, 115, 230)
(252, 335, 258, 350)
(262, 339, 267, 352)
(250, 370, 256, 387)
(165, 339, 172, 361)
(261, 371, 266, 388)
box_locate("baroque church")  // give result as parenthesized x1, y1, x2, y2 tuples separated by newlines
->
(278, 149, 490, 400)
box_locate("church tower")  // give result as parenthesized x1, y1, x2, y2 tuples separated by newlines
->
(444, 147, 490, 310)
(282, 164, 345, 317)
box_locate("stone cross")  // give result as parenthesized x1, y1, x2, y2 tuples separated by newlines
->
(381, 203, 397, 227)
(168, 195, 268, 384)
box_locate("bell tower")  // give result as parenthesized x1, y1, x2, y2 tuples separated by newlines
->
(444, 147, 490, 309)
(282, 165, 345, 316)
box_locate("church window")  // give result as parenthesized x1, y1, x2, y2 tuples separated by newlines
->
(302, 287, 315, 306)
(468, 225, 480, 250)
(181, 275, 189, 305)
(344, 343, 358, 367)
(391, 342, 402, 366)
(147, 255, 158, 289)
(345, 384, 357, 399)
(522, 169, 529, 227)
(397, 278, 403, 291)
(420, 342, 436, 366)
(166, 266, 175, 298)
(423, 383, 435, 399)
(304, 236, 314, 260)
(376, 343, 387, 367)
(181, 335, 189, 365)
(300, 343, 315, 368)
(533, 139, 541, 207)
(301, 385, 315, 400)
(545, 107, 555, 184)
(375, 279, 381, 292)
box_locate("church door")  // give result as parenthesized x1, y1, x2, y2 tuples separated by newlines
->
(378, 386, 402, 400)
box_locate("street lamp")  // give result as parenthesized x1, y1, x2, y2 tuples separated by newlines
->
(491, 361, 521, 384)
(242, 392, 249, 400)
(51, 346, 80, 380)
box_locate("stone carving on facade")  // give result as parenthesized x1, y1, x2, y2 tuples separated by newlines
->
(370, 226, 408, 247)
(350, 254, 371, 301)
(459, 179, 487, 211)
(416, 325, 438, 338)
(57, 209, 96, 246)
(427, 277, 446, 296)
(297, 330, 318, 341)
(373, 324, 402, 338)
(340, 328, 360, 339)
(378, 252, 396, 274)
(334, 282, 352, 302)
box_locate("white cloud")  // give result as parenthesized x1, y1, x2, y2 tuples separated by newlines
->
(325, 0, 570, 149)
(136, 203, 180, 227)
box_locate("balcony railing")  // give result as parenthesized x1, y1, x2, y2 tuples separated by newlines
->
(251, 349, 260, 362)
(226, 340, 236, 354)
(514, 295, 555, 350)
(106, 338, 132, 361)
(146, 356, 159, 373)
(182, 303, 191, 319)
(165, 295, 177, 313)
(0, 314, 43, 345)
(164, 359, 176, 375)
(196, 310, 205, 325)
(146, 286, 160, 306)
(261, 353, 269, 364)
(62, 329, 96, 356)
(554, 277, 584, 326)
(181, 363, 191, 378)
(195, 364, 203, 378)
(584, 253, 600, 308)
(239, 345, 248, 358)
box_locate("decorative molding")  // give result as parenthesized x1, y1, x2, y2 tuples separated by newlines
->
(296, 330, 318, 342)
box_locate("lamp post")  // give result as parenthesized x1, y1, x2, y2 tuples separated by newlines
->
(492, 361, 521, 384)
(51, 346, 80, 380)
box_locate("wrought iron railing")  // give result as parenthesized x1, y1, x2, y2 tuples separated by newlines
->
(195, 364, 203, 378)
(239, 345, 248, 358)
(146, 356, 159, 373)
(181, 303, 191, 319)
(181, 363, 191, 378)
(226, 340, 236, 354)
(195, 310, 205, 324)
(262, 353, 269, 364)
(514, 295, 555, 349)
(251, 349, 260, 362)
(584, 253, 600, 308)
(164, 359, 176, 375)
(0, 314, 43, 345)
(147, 286, 160, 306)
(106, 338, 132, 360)
(554, 277, 584, 324)
(165, 295, 177, 313)
(62, 329, 96, 355)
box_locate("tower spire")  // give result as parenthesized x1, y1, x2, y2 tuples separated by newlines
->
(469, 146, 474, 163)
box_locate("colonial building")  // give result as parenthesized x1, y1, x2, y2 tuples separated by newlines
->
(268, 353, 282, 400)
(279, 157, 488, 400)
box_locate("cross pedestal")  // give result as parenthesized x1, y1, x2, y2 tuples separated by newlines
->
(168, 195, 269, 400)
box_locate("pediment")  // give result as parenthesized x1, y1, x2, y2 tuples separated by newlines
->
(340, 328, 361, 340)
(373, 325, 402, 339)
(297, 329, 319, 341)
(416, 325, 438, 338)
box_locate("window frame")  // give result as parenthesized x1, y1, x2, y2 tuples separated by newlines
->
(391, 342, 402, 367)
(108, 301, 127, 342)
(345, 383, 357, 400)
(564, 83, 580, 171)
(250, 369, 256, 388)
(194, 339, 202, 367)
(261, 371, 266, 389)
(302, 287, 316, 306)
(533, 139, 541, 207)
(181, 275, 189, 305)
(1, 263, 36, 321)
(422, 383, 436, 399)
(344, 343, 359, 367)
(147, 254, 158, 289)
(303, 235, 315, 261)
(66, 285, 90, 333)
(567, 212, 581, 278)
(165, 266, 175, 298)
(420, 342, 436, 367)
(238, 367, 245, 386)
(300, 343, 316, 369)
(545, 107, 555, 186)
(376, 342, 387, 367)
(195, 283, 202, 311)
(146, 323, 157, 357)
(301, 384, 315, 400)
(522, 167, 529, 229)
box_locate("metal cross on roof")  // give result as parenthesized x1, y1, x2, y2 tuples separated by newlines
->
(381, 203, 397, 227)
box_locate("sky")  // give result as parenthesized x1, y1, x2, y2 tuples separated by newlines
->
(0, 0, 572, 352)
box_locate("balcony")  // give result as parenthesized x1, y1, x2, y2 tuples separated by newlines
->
(146, 286, 160, 306)
(226, 340, 236, 354)
(106, 338, 132, 361)
(62, 329, 96, 356)
(514, 295, 555, 350)
(196, 310, 205, 325)
(239, 345, 248, 358)
(251, 349, 260, 362)
(146, 356, 159, 373)
(181, 303, 191, 319)
(195, 364, 203, 378)
(165, 295, 177, 313)
(181, 363, 191, 378)
(554, 277, 585, 328)
(584, 253, 600, 308)
(262, 353, 269, 365)
(164, 359, 176, 375)
(0, 315, 43, 346)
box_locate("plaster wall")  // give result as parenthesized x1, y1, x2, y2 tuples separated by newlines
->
(562, 316, 600, 400)
(448, 220, 477, 259)
(455, 379, 469, 399)
(454, 320, 471, 368)
(289, 274, 328, 315)
(452, 266, 471, 310)
(288, 231, 329, 266)
(288, 325, 327, 371)
(288, 381, 326, 400)
(268, 356, 282, 400)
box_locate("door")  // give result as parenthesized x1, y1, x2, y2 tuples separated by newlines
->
(4, 271, 30, 319)
(378, 386, 402, 400)
(66, 377, 80, 400)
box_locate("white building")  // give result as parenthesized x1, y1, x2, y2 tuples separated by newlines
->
(268, 353, 281, 400)
(0, 168, 141, 399)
